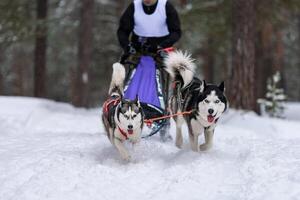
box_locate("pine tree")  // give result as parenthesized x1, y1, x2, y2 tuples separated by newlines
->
(257, 71, 287, 118)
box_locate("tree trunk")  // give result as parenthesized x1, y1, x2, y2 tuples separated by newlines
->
(229, 0, 256, 111)
(255, 21, 273, 106)
(34, 0, 48, 97)
(117, 0, 126, 16)
(273, 30, 284, 73)
(12, 48, 25, 96)
(180, 0, 188, 8)
(72, 0, 94, 107)
(202, 37, 214, 83)
(297, 15, 300, 100)
(222, 52, 230, 82)
(0, 47, 3, 94)
(0, 70, 2, 94)
(273, 29, 285, 90)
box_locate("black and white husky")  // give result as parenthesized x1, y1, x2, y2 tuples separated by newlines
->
(102, 63, 144, 161)
(165, 51, 227, 152)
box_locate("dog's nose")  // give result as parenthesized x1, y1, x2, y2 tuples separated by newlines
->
(128, 125, 133, 130)
(208, 109, 214, 114)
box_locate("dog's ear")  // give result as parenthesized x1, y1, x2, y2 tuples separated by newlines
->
(133, 95, 138, 103)
(218, 81, 225, 92)
(201, 80, 207, 92)
(135, 95, 141, 107)
(121, 98, 127, 106)
(198, 80, 205, 94)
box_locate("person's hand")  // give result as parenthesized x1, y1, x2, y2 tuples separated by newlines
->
(120, 44, 136, 64)
(126, 43, 136, 55)
(157, 47, 168, 58)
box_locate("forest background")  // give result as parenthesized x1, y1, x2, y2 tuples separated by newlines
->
(0, 0, 299, 112)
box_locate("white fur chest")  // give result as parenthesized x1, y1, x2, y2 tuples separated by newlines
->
(190, 118, 204, 135)
(195, 115, 214, 128)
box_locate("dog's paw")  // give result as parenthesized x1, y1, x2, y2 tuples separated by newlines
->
(175, 140, 183, 149)
(199, 143, 212, 151)
(175, 134, 183, 148)
(191, 146, 199, 152)
(121, 154, 131, 162)
(160, 134, 173, 142)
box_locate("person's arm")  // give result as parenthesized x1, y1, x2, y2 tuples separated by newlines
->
(159, 2, 181, 48)
(117, 3, 134, 51)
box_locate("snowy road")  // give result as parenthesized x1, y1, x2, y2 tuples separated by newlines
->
(0, 97, 300, 200)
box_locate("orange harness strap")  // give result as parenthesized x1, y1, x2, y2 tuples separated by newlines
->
(144, 110, 194, 127)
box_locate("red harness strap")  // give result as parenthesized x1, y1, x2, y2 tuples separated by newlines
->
(163, 47, 175, 53)
(118, 126, 128, 140)
(102, 97, 120, 114)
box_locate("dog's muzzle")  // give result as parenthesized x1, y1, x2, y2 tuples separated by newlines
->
(207, 113, 217, 123)
(128, 125, 133, 135)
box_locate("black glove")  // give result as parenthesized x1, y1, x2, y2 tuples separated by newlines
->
(141, 41, 160, 53)
(126, 43, 136, 55)
(120, 44, 136, 64)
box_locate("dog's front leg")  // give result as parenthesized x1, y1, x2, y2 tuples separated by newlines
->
(175, 116, 184, 148)
(114, 138, 130, 161)
(108, 128, 114, 144)
(200, 126, 214, 151)
(188, 120, 200, 152)
(175, 125, 183, 148)
(191, 133, 199, 152)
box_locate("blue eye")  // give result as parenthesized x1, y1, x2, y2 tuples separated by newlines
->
(215, 100, 220, 103)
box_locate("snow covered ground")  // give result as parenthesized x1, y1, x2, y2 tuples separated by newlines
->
(0, 96, 300, 200)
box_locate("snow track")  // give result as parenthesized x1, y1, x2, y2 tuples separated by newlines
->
(0, 97, 299, 200)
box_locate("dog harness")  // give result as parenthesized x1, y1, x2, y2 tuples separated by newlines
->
(103, 97, 138, 141)
(103, 97, 120, 114)
(102, 96, 121, 128)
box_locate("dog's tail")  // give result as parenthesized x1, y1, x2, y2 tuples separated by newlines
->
(108, 62, 126, 95)
(164, 50, 196, 88)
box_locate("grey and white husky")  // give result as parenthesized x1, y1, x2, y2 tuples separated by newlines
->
(165, 51, 227, 152)
(102, 63, 144, 161)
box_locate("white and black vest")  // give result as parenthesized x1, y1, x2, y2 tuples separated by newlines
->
(133, 0, 170, 37)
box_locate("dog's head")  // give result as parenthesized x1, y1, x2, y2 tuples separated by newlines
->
(197, 81, 227, 123)
(116, 96, 144, 134)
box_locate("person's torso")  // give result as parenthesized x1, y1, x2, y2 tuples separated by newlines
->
(133, 0, 169, 37)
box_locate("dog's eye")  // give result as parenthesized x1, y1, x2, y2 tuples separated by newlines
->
(132, 114, 137, 118)
(204, 99, 210, 103)
(215, 100, 220, 103)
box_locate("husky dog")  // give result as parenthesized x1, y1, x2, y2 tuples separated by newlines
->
(102, 63, 144, 161)
(165, 51, 227, 152)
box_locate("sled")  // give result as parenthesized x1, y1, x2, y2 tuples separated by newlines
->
(122, 48, 173, 138)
